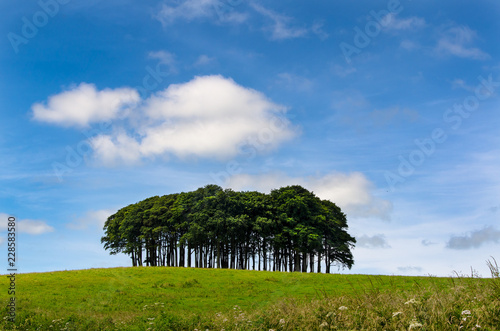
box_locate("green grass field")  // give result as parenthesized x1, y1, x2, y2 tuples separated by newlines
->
(1, 265, 499, 330)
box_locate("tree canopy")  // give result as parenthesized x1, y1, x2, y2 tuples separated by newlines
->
(101, 184, 356, 273)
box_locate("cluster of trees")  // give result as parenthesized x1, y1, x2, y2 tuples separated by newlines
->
(101, 185, 356, 273)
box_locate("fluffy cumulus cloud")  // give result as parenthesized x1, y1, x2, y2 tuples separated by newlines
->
(32, 83, 140, 127)
(435, 25, 490, 60)
(356, 234, 390, 249)
(226, 172, 392, 220)
(446, 225, 500, 249)
(33, 75, 297, 165)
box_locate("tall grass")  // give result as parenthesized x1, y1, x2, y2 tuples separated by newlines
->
(201, 267, 500, 330)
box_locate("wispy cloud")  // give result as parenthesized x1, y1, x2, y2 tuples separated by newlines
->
(193, 54, 215, 67)
(446, 225, 500, 249)
(148, 50, 178, 74)
(155, 0, 247, 25)
(250, 3, 308, 40)
(435, 25, 489, 60)
(274, 72, 313, 92)
(383, 14, 426, 31)
(331, 64, 357, 77)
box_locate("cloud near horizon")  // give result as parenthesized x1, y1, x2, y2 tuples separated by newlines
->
(226, 172, 393, 220)
(32, 75, 298, 165)
(446, 225, 500, 249)
(356, 234, 391, 249)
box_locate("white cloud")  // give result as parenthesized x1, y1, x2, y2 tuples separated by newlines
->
(308, 172, 393, 220)
(31, 76, 297, 165)
(0, 214, 54, 235)
(67, 209, 116, 230)
(89, 75, 297, 164)
(226, 171, 393, 220)
(446, 225, 500, 249)
(32, 83, 140, 127)
(435, 25, 489, 60)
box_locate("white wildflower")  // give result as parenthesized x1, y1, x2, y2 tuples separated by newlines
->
(338, 306, 348, 310)
(392, 311, 403, 317)
(405, 298, 420, 305)
(279, 319, 285, 324)
(409, 319, 423, 329)
(461, 310, 471, 315)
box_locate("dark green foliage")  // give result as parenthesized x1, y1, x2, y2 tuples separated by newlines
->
(101, 185, 356, 272)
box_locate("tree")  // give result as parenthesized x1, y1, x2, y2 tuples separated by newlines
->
(101, 185, 356, 272)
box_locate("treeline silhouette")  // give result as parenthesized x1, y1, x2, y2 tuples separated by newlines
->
(101, 185, 356, 273)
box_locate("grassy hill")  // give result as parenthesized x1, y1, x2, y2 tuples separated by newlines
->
(1, 266, 499, 330)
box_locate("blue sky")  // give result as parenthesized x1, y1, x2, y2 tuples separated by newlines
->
(1, 0, 499, 276)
